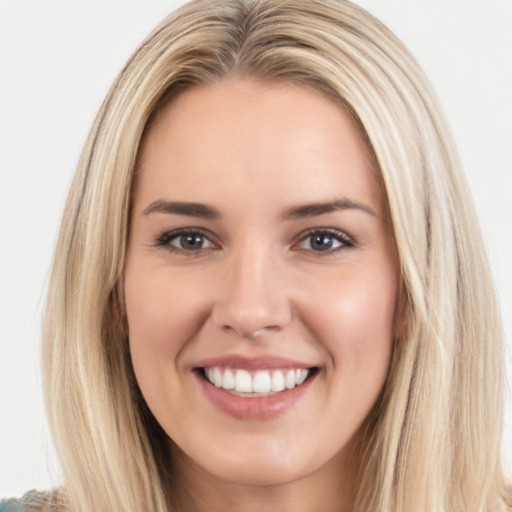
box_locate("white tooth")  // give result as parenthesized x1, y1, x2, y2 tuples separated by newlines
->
(285, 369, 296, 389)
(207, 368, 215, 384)
(235, 369, 253, 393)
(222, 369, 235, 390)
(252, 371, 271, 393)
(214, 367, 223, 387)
(271, 370, 285, 392)
(296, 369, 309, 385)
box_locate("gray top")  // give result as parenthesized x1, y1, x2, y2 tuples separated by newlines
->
(0, 491, 42, 511)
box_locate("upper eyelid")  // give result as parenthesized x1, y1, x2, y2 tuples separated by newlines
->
(156, 227, 218, 247)
(294, 227, 355, 245)
(159, 227, 213, 238)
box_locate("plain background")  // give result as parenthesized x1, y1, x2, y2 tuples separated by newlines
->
(1, 0, 511, 497)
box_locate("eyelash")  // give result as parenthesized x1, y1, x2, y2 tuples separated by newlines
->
(295, 228, 355, 254)
(154, 228, 355, 255)
(155, 228, 217, 254)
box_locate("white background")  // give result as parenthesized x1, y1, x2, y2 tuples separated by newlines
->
(1, 0, 511, 497)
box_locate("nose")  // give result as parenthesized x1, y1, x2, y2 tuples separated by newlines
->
(211, 243, 292, 339)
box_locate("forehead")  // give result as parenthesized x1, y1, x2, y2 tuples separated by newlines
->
(134, 79, 383, 217)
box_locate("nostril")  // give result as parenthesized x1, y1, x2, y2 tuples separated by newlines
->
(218, 322, 282, 341)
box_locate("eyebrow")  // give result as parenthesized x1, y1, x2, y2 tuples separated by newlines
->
(143, 200, 221, 219)
(282, 198, 377, 220)
(142, 197, 377, 220)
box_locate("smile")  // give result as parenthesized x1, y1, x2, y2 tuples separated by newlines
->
(203, 367, 311, 396)
(193, 356, 319, 419)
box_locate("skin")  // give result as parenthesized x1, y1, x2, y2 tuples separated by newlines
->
(124, 78, 399, 512)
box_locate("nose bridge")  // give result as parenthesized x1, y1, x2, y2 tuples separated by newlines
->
(212, 236, 291, 338)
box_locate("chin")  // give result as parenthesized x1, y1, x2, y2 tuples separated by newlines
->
(172, 431, 342, 489)
(207, 458, 312, 488)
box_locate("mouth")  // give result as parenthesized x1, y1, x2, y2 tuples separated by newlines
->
(192, 355, 320, 419)
(197, 366, 318, 397)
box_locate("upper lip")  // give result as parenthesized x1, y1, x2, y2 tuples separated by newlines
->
(193, 355, 317, 371)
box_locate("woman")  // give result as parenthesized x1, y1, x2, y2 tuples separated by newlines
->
(1, 0, 510, 510)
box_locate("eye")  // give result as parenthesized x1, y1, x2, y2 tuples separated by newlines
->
(156, 229, 216, 253)
(296, 229, 354, 253)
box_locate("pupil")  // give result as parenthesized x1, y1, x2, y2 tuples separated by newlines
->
(312, 234, 333, 251)
(181, 234, 203, 249)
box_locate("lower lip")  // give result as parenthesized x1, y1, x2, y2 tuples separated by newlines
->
(196, 372, 316, 420)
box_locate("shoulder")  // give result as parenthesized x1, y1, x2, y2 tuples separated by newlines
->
(0, 491, 45, 512)
(0, 498, 18, 512)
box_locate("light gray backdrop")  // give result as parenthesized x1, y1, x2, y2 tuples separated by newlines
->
(1, 0, 511, 497)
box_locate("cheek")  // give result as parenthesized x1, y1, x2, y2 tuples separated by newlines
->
(125, 265, 204, 351)
(308, 267, 397, 379)
(123, 263, 211, 425)
(123, 263, 207, 402)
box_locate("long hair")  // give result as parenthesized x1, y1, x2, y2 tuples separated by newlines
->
(42, 1, 511, 510)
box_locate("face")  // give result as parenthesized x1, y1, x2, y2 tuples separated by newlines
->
(125, 79, 398, 492)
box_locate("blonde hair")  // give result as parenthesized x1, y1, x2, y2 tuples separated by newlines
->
(42, 0, 511, 511)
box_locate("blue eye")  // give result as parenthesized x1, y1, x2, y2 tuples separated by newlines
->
(297, 230, 353, 252)
(157, 230, 215, 252)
